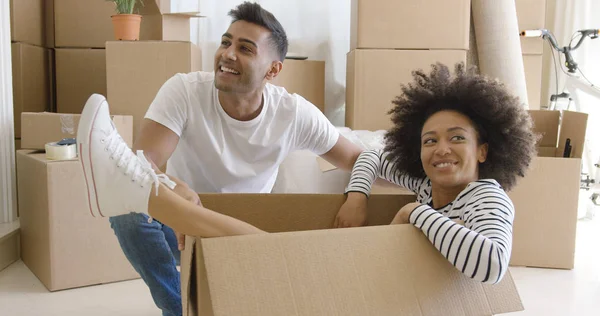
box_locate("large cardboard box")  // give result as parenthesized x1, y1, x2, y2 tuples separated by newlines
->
(516, 0, 547, 54)
(12, 43, 51, 138)
(507, 110, 588, 269)
(270, 59, 325, 112)
(20, 112, 133, 150)
(523, 54, 544, 109)
(16, 150, 140, 291)
(55, 48, 107, 114)
(350, 0, 470, 50)
(9, 0, 44, 47)
(46, 0, 199, 48)
(346, 49, 467, 131)
(181, 194, 523, 316)
(106, 41, 202, 137)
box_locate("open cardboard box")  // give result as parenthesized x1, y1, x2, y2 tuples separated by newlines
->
(507, 110, 588, 269)
(181, 194, 523, 316)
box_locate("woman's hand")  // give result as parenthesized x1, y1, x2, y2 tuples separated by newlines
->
(390, 202, 422, 225)
(334, 192, 368, 228)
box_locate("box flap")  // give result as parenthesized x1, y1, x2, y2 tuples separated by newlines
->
(137, 0, 201, 16)
(197, 225, 523, 316)
(528, 110, 559, 147)
(558, 110, 588, 158)
(198, 193, 415, 233)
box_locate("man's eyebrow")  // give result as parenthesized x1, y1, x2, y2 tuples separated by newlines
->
(239, 38, 257, 48)
(221, 33, 257, 48)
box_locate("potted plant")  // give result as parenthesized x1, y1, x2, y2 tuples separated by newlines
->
(107, 0, 144, 41)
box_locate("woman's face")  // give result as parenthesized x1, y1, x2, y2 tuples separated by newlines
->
(420, 110, 488, 191)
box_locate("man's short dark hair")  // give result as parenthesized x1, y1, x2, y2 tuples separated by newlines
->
(228, 2, 288, 62)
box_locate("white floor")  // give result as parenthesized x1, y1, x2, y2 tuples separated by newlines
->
(1, 216, 599, 315)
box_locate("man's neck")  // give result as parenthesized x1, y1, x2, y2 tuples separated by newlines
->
(218, 89, 264, 121)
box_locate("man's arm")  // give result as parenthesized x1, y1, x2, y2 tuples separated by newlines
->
(134, 118, 201, 250)
(319, 134, 363, 172)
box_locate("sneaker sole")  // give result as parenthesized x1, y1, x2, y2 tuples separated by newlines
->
(77, 94, 106, 218)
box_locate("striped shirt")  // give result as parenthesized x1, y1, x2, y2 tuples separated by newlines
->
(345, 149, 514, 284)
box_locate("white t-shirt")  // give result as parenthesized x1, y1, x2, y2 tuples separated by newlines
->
(144, 71, 339, 193)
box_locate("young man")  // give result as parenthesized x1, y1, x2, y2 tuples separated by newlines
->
(102, 2, 364, 315)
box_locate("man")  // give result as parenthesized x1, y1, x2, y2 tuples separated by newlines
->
(107, 2, 365, 315)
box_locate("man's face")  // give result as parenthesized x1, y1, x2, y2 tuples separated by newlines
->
(214, 21, 277, 94)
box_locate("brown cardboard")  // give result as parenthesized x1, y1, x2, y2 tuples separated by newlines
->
(55, 48, 107, 114)
(350, 0, 470, 50)
(11, 43, 51, 138)
(16, 150, 140, 291)
(182, 194, 523, 316)
(528, 110, 559, 147)
(47, 0, 199, 48)
(50, 0, 115, 48)
(508, 157, 580, 269)
(507, 109, 588, 269)
(106, 41, 202, 137)
(523, 54, 543, 109)
(528, 110, 588, 158)
(516, 0, 547, 54)
(270, 59, 325, 112)
(20, 112, 133, 150)
(9, 0, 44, 47)
(346, 49, 467, 131)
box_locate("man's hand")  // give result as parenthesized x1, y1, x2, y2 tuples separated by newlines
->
(334, 192, 368, 228)
(172, 183, 202, 251)
(390, 202, 422, 225)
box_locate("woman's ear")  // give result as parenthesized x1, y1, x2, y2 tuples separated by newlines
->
(478, 143, 489, 163)
(265, 61, 283, 80)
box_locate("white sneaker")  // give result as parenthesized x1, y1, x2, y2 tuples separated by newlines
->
(77, 94, 175, 218)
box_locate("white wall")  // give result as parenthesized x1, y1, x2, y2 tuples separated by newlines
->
(190, 0, 351, 126)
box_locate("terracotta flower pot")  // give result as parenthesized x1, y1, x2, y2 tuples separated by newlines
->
(111, 14, 142, 41)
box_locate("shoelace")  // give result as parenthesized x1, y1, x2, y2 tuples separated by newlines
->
(104, 128, 177, 223)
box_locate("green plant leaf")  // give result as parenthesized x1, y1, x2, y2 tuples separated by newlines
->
(106, 0, 144, 15)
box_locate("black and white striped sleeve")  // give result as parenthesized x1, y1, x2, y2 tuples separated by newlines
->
(344, 149, 424, 196)
(409, 184, 514, 284)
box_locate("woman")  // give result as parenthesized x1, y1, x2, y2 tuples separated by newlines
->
(337, 62, 538, 284)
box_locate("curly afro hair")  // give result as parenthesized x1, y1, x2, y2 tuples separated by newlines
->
(384, 62, 538, 191)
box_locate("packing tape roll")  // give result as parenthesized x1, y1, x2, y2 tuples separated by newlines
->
(45, 142, 77, 160)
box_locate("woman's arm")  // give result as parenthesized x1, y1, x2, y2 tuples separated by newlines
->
(407, 182, 513, 284)
(345, 149, 425, 197)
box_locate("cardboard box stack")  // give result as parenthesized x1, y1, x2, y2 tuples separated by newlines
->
(516, 0, 547, 109)
(48, 0, 201, 116)
(105, 1, 202, 138)
(181, 194, 524, 315)
(10, 0, 52, 148)
(16, 113, 139, 291)
(47, 0, 113, 114)
(346, 0, 470, 130)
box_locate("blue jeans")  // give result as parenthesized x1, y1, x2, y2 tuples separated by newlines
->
(109, 213, 181, 316)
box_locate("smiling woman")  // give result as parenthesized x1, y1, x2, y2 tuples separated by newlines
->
(337, 62, 538, 284)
